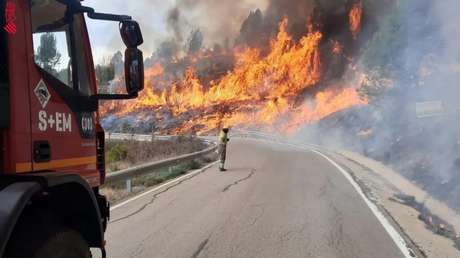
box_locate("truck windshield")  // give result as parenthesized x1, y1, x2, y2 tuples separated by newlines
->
(31, 0, 92, 96)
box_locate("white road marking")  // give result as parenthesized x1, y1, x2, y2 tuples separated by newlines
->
(310, 148, 413, 258)
(237, 137, 414, 257)
(110, 161, 218, 211)
(107, 136, 414, 257)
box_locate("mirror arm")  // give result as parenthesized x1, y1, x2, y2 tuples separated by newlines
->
(74, 4, 143, 102)
(87, 12, 132, 22)
(76, 5, 132, 22)
(91, 93, 138, 100)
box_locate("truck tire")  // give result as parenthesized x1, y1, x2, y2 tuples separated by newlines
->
(30, 229, 92, 258)
(4, 214, 91, 258)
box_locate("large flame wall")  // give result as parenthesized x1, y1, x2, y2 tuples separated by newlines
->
(102, 4, 366, 134)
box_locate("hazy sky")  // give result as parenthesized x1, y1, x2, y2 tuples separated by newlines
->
(83, 0, 267, 64)
(84, 0, 173, 63)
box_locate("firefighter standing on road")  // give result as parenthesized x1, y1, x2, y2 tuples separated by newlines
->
(218, 128, 230, 171)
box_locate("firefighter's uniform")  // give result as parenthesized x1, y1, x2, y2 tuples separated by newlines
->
(218, 128, 230, 171)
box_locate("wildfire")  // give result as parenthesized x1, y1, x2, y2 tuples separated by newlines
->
(101, 18, 367, 134)
(145, 62, 164, 78)
(349, 1, 363, 39)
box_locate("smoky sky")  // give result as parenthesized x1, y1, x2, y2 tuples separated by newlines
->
(163, 0, 387, 48)
(167, 7, 184, 43)
(164, 0, 341, 45)
(163, 0, 268, 46)
(86, 0, 370, 62)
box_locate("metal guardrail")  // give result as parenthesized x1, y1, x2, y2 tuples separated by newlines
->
(105, 144, 217, 184)
(106, 132, 217, 144)
(106, 133, 174, 141)
(103, 130, 283, 192)
(104, 133, 217, 192)
(107, 130, 283, 142)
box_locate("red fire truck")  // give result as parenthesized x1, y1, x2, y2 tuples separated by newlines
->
(0, 0, 144, 257)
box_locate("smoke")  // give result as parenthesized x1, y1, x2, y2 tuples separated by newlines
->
(166, 7, 185, 43)
(161, 0, 367, 49)
(88, 0, 379, 61)
(411, 0, 460, 183)
(377, 0, 460, 182)
(163, 0, 268, 47)
(293, 0, 460, 208)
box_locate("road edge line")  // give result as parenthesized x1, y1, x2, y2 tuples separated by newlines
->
(310, 148, 414, 258)
(110, 161, 218, 211)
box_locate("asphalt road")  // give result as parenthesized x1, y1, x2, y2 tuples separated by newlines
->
(101, 139, 407, 258)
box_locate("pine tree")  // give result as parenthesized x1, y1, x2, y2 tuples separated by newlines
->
(36, 33, 61, 73)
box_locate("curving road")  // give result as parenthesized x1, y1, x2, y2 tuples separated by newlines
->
(100, 139, 409, 258)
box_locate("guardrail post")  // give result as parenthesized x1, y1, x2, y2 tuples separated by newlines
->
(126, 179, 132, 193)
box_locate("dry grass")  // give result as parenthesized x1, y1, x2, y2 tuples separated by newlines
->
(102, 136, 216, 203)
(101, 159, 215, 203)
(106, 135, 207, 172)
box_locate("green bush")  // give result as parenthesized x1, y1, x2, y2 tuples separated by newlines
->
(107, 143, 128, 163)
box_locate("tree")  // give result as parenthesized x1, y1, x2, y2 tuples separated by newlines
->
(155, 40, 179, 62)
(95, 61, 115, 87)
(236, 9, 265, 47)
(36, 33, 61, 73)
(111, 51, 124, 75)
(186, 29, 203, 54)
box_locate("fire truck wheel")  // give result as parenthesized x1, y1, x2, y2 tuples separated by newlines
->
(30, 228, 92, 258)
(5, 225, 91, 258)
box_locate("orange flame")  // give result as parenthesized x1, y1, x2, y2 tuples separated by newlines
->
(145, 62, 164, 78)
(101, 18, 367, 134)
(349, 1, 363, 39)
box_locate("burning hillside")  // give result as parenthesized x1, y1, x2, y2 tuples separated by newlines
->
(101, 0, 373, 134)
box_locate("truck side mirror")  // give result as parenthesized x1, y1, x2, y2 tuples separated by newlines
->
(125, 48, 144, 95)
(120, 20, 143, 48)
(82, 4, 146, 100)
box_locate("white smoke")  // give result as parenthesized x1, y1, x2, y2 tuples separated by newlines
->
(294, 0, 460, 208)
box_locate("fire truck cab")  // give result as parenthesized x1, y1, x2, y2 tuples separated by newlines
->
(0, 0, 144, 257)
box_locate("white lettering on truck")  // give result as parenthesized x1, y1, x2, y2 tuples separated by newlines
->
(38, 110, 72, 132)
(38, 110, 47, 131)
(63, 113, 71, 132)
(56, 112, 62, 132)
(81, 117, 93, 132)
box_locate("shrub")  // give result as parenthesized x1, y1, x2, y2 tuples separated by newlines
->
(107, 143, 128, 163)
